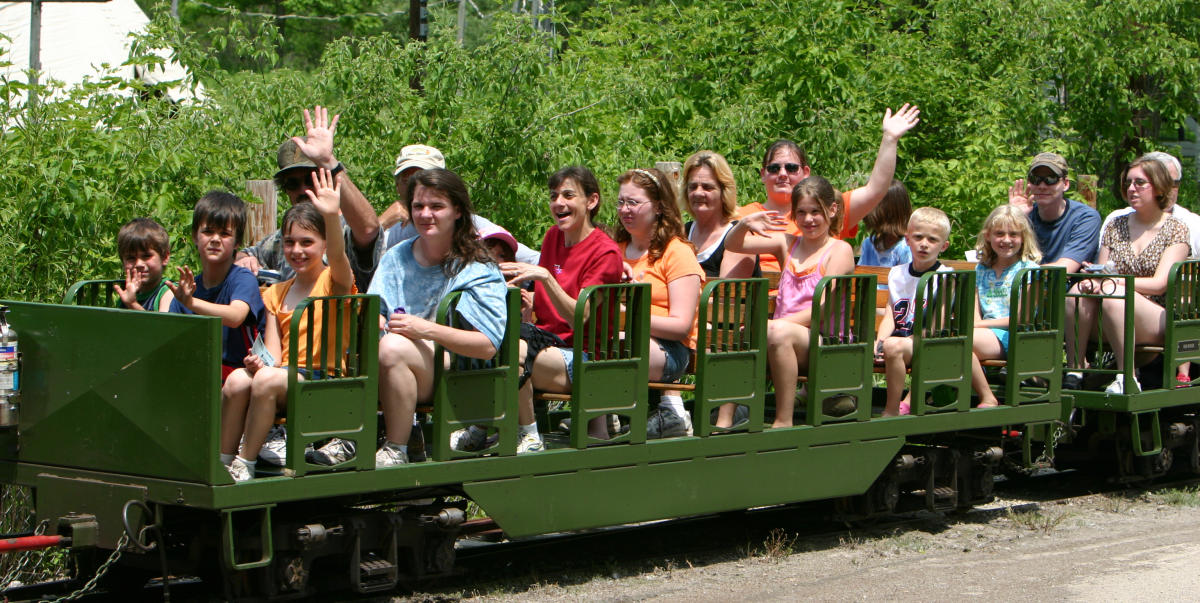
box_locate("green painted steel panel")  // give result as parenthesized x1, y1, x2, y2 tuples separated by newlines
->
(0, 301, 224, 484)
(464, 437, 904, 538)
(35, 474, 148, 548)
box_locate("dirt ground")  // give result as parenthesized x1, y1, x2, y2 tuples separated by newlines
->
(410, 479, 1200, 602)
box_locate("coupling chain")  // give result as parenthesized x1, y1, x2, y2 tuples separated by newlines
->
(0, 519, 49, 589)
(46, 532, 130, 603)
(1035, 419, 1067, 467)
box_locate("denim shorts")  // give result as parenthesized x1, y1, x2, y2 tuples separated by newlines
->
(988, 327, 1010, 354)
(654, 337, 691, 383)
(294, 367, 326, 380)
(556, 339, 690, 383)
(556, 347, 589, 383)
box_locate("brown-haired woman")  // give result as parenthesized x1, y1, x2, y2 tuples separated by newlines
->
(1065, 158, 1189, 394)
(364, 169, 510, 466)
(615, 168, 705, 438)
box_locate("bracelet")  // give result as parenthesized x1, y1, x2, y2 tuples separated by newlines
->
(330, 162, 345, 177)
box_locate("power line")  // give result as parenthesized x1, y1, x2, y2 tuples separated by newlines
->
(185, 0, 408, 21)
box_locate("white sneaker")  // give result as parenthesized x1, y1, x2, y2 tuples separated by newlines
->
(228, 457, 253, 482)
(1105, 374, 1141, 395)
(517, 431, 544, 454)
(449, 425, 488, 452)
(309, 438, 356, 465)
(258, 425, 287, 466)
(375, 444, 409, 468)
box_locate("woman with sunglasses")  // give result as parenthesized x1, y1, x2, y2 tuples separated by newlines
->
(741, 104, 920, 272)
(1064, 158, 1189, 394)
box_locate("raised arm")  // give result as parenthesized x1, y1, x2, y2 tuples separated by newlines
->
(725, 211, 790, 259)
(293, 106, 379, 249)
(167, 265, 252, 328)
(306, 168, 354, 295)
(844, 104, 921, 227)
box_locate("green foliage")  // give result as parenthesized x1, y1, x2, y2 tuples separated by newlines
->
(2, 0, 1199, 303)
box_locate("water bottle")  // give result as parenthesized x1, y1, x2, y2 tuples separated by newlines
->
(0, 306, 19, 427)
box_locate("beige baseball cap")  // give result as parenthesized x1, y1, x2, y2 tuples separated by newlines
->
(394, 144, 445, 176)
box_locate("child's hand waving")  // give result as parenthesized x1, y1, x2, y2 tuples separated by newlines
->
(166, 265, 197, 309)
(113, 266, 145, 309)
(741, 210, 788, 237)
(306, 168, 342, 217)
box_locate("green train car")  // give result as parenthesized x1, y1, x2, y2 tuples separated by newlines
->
(0, 262, 1195, 599)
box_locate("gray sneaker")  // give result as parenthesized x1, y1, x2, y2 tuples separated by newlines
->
(647, 406, 693, 439)
(450, 426, 488, 452)
(258, 425, 287, 466)
(308, 438, 356, 465)
(517, 431, 544, 454)
(375, 444, 409, 468)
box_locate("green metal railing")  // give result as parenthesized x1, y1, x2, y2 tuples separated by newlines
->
(283, 294, 380, 477)
(692, 277, 768, 436)
(806, 273, 876, 425)
(910, 270, 976, 415)
(428, 288, 521, 461)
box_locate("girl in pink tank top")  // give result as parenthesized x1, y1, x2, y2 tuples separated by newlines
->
(726, 175, 855, 428)
(774, 243, 834, 319)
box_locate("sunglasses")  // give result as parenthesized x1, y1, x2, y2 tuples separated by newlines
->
(279, 170, 317, 192)
(1027, 173, 1062, 186)
(765, 163, 803, 175)
(1123, 178, 1152, 190)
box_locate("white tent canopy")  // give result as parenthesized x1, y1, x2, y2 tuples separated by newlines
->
(0, 0, 201, 103)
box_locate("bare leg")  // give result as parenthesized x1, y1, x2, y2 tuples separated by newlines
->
(1101, 291, 1167, 371)
(971, 328, 1003, 408)
(378, 333, 436, 446)
(220, 368, 254, 456)
(517, 339, 535, 426)
(531, 348, 607, 439)
(240, 367, 293, 460)
(882, 336, 914, 416)
(765, 320, 810, 428)
(1065, 284, 1101, 368)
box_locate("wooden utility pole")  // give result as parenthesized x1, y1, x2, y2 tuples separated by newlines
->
(408, 0, 427, 91)
(409, 0, 427, 42)
(457, 0, 467, 44)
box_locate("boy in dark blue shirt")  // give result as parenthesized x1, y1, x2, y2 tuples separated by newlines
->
(169, 191, 267, 382)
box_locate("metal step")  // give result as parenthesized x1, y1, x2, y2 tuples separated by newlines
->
(356, 558, 397, 593)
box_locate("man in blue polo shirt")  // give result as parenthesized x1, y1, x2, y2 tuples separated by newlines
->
(1008, 152, 1100, 273)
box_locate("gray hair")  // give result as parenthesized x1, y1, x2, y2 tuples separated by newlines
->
(1140, 151, 1182, 181)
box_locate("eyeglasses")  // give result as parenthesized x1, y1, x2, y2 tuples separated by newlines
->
(765, 163, 803, 175)
(615, 198, 648, 208)
(1027, 173, 1062, 186)
(1123, 178, 1152, 190)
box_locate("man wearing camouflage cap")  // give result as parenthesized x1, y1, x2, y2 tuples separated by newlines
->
(1009, 151, 1101, 272)
(236, 106, 383, 291)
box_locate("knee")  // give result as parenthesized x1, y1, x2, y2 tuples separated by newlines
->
(250, 367, 287, 396)
(882, 337, 906, 360)
(222, 369, 252, 397)
(766, 321, 796, 348)
(379, 333, 418, 369)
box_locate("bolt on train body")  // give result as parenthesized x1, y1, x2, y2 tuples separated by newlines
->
(1, 259, 1199, 599)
